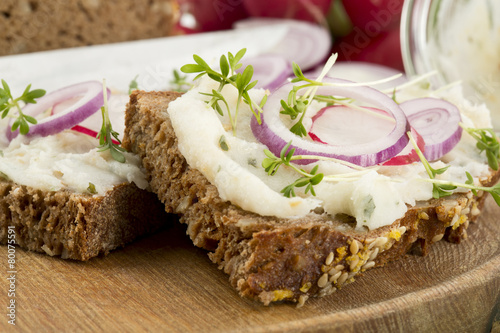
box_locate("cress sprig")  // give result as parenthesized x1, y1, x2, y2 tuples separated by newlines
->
(262, 141, 374, 198)
(281, 55, 401, 137)
(96, 80, 126, 163)
(409, 132, 500, 204)
(170, 69, 193, 93)
(263, 141, 324, 197)
(460, 124, 499, 170)
(180, 49, 264, 134)
(0, 79, 45, 135)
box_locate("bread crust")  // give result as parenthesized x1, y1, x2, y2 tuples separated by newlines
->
(0, 179, 169, 261)
(123, 90, 500, 305)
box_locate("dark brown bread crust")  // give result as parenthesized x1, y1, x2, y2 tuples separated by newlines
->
(123, 90, 500, 305)
(0, 0, 177, 56)
(0, 180, 170, 261)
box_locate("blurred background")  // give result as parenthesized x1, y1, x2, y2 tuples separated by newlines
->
(1, 0, 404, 71)
(175, 0, 405, 71)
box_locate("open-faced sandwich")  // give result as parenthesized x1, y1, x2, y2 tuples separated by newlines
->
(0, 80, 168, 260)
(122, 50, 500, 306)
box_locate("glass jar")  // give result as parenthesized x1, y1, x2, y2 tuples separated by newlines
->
(401, 0, 500, 129)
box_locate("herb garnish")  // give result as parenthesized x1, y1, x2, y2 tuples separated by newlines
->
(280, 55, 401, 137)
(219, 135, 229, 151)
(262, 141, 373, 198)
(180, 48, 264, 134)
(128, 75, 139, 94)
(87, 182, 97, 194)
(170, 69, 193, 93)
(460, 125, 499, 170)
(409, 131, 500, 204)
(0, 79, 45, 135)
(97, 80, 126, 163)
(263, 141, 324, 197)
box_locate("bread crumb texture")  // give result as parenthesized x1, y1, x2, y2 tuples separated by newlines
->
(0, 180, 170, 260)
(123, 91, 500, 305)
(0, 0, 177, 55)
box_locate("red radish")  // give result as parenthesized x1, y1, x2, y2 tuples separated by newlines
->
(342, 0, 404, 32)
(308, 105, 425, 166)
(333, 28, 404, 71)
(179, 0, 249, 32)
(243, 0, 332, 23)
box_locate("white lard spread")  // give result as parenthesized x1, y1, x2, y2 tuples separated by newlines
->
(0, 95, 148, 195)
(168, 76, 492, 230)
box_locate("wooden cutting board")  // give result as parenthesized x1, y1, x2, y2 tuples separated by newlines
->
(1, 196, 499, 333)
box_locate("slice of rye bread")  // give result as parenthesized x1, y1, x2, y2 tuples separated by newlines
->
(0, 0, 178, 56)
(0, 180, 170, 261)
(122, 90, 500, 306)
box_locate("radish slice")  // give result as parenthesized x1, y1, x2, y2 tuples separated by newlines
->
(309, 105, 425, 166)
(239, 54, 292, 90)
(400, 98, 462, 161)
(382, 127, 425, 166)
(234, 18, 331, 71)
(251, 78, 410, 167)
(71, 125, 120, 145)
(309, 105, 395, 146)
(6, 81, 107, 141)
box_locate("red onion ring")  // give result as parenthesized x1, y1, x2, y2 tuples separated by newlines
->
(239, 54, 292, 90)
(234, 18, 331, 71)
(251, 78, 410, 167)
(6, 81, 107, 141)
(400, 98, 462, 161)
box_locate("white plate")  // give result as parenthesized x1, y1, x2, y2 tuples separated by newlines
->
(0, 24, 290, 94)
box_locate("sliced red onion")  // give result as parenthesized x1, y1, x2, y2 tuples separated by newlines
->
(400, 98, 462, 161)
(382, 126, 425, 166)
(238, 54, 292, 90)
(234, 18, 331, 71)
(6, 81, 107, 141)
(251, 78, 410, 167)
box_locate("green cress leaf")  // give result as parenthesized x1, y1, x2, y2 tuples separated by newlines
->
(220, 54, 229, 78)
(193, 54, 210, 70)
(179, 49, 263, 133)
(24, 89, 45, 102)
(180, 64, 205, 73)
(292, 62, 304, 80)
(87, 182, 97, 194)
(128, 75, 139, 94)
(264, 140, 325, 198)
(462, 126, 500, 170)
(231, 48, 246, 70)
(0, 80, 45, 134)
(1, 79, 11, 97)
(96, 83, 126, 163)
(219, 135, 229, 151)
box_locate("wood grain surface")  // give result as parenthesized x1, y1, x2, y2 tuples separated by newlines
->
(1, 196, 499, 333)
